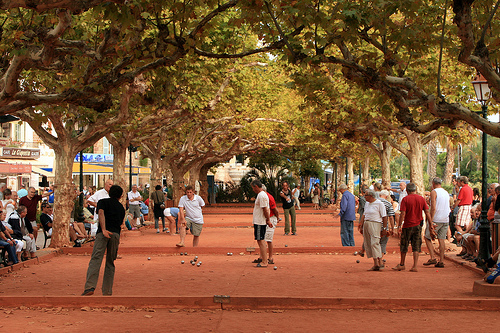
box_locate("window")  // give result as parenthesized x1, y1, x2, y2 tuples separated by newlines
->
(102, 137, 113, 154)
(14, 123, 22, 142)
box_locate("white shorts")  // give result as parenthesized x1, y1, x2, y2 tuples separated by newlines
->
(264, 216, 278, 242)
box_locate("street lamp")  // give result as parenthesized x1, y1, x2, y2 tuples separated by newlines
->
(76, 128, 85, 223)
(128, 145, 138, 191)
(471, 73, 491, 265)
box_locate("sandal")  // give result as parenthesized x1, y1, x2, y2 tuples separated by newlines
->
(368, 266, 380, 271)
(268, 258, 274, 264)
(423, 259, 437, 266)
(392, 264, 405, 271)
(252, 258, 262, 264)
(255, 263, 268, 268)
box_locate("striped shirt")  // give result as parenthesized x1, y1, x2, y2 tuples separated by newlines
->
(380, 198, 395, 216)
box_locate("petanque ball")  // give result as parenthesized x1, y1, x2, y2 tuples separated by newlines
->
(191, 261, 195, 265)
(197, 262, 201, 267)
(180, 252, 184, 256)
(184, 252, 188, 255)
(285, 244, 288, 247)
(274, 266, 278, 270)
(181, 260, 185, 264)
(193, 258, 198, 262)
(194, 256, 198, 259)
(356, 260, 360, 263)
(147, 257, 151, 260)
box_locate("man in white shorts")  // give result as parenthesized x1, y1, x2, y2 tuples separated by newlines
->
(423, 178, 451, 268)
(177, 185, 205, 247)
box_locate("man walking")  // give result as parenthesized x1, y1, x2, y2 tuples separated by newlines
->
(338, 184, 356, 246)
(176, 185, 205, 247)
(423, 178, 451, 268)
(393, 183, 432, 272)
(251, 179, 272, 267)
(82, 185, 125, 296)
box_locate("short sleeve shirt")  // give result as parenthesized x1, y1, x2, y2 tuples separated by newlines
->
(253, 191, 269, 225)
(400, 193, 429, 228)
(19, 195, 43, 222)
(40, 213, 53, 232)
(267, 193, 277, 217)
(88, 188, 110, 221)
(178, 195, 205, 224)
(96, 198, 125, 234)
(127, 191, 141, 205)
(363, 199, 387, 223)
(457, 184, 473, 206)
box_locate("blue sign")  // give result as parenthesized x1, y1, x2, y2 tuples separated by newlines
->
(74, 153, 114, 163)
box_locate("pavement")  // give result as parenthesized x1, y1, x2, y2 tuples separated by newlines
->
(0, 203, 499, 332)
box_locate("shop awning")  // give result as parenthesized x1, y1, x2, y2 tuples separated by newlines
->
(32, 166, 55, 178)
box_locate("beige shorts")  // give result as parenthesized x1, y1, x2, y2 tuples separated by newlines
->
(186, 217, 203, 237)
(264, 216, 278, 242)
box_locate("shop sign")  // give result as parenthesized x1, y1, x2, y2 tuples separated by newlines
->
(74, 153, 114, 163)
(1, 147, 40, 159)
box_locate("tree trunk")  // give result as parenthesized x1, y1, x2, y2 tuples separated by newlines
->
(362, 154, 370, 186)
(380, 142, 392, 188)
(444, 138, 456, 184)
(406, 133, 425, 195)
(149, 156, 163, 188)
(171, 167, 187, 205)
(347, 157, 354, 192)
(112, 144, 128, 207)
(427, 137, 438, 183)
(51, 144, 75, 248)
(198, 163, 216, 204)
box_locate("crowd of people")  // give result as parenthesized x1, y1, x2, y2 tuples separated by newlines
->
(343, 176, 500, 284)
(1, 175, 499, 296)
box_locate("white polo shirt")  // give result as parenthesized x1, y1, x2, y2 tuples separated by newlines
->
(178, 194, 205, 224)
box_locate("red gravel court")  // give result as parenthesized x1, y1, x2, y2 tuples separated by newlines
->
(0, 204, 498, 332)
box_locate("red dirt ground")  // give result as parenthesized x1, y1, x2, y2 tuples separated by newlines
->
(0, 204, 498, 332)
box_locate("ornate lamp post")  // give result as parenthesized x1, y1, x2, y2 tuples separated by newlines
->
(471, 73, 491, 264)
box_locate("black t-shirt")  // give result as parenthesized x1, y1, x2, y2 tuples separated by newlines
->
(96, 198, 125, 234)
(495, 196, 500, 213)
(40, 213, 53, 232)
(280, 189, 294, 209)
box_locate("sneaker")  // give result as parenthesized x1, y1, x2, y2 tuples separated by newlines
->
(81, 288, 95, 296)
(163, 228, 168, 232)
(252, 258, 263, 263)
(435, 261, 445, 268)
(292, 232, 297, 235)
(156, 229, 160, 234)
(486, 264, 500, 284)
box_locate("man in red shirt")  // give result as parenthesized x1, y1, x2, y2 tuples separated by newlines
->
(453, 176, 473, 234)
(19, 187, 49, 243)
(393, 183, 432, 272)
(252, 185, 280, 265)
